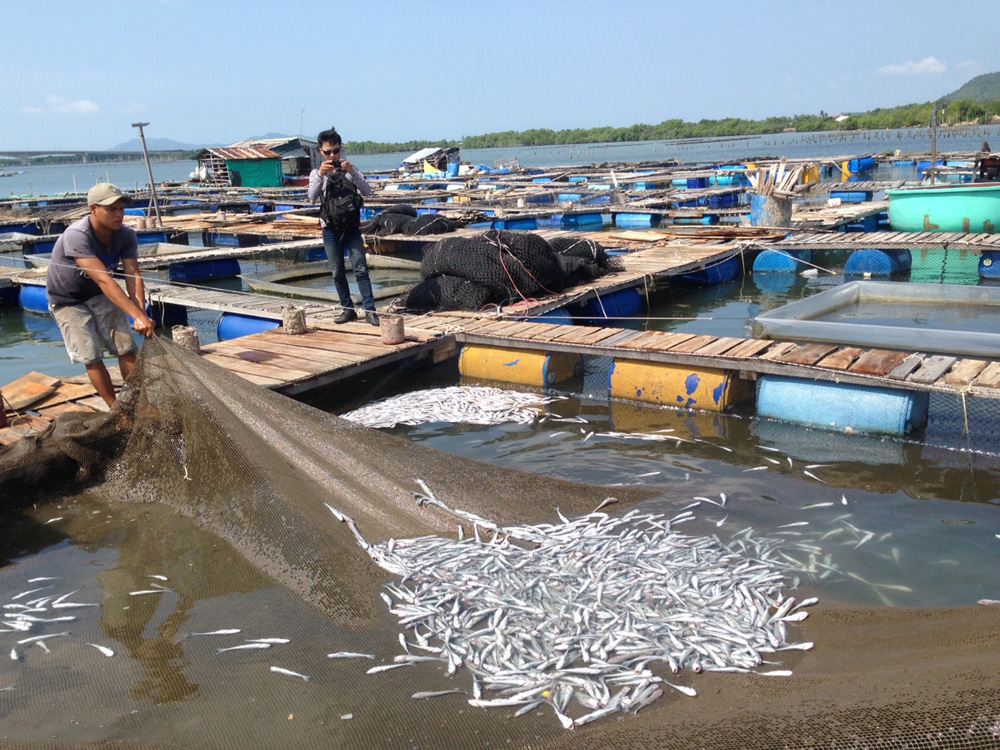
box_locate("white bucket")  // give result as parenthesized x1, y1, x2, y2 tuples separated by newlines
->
(380, 314, 404, 345)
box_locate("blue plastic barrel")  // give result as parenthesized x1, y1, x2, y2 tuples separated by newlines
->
(306, 247, 328, 262)
(756, 375, 928, 436)
(169, 258, 241, 283)
(672, 215, 720, 225)
(217, 313, 280, 341)
(979, 251, 1000, 278)
(753, 248, 812, 273)
(844, 215, 880, 233)
(535, 309, 574, 325)
(18, 285, 50, 314)
(492, 218, 538, 231)
(614, 213, 660, 229)
(137, 232, 168, 245)
(678, 256, 742, 285)
(829, 190, 873, 204)
(147, 303, 188, 328)
(571, 289, 643, 325)
(845, 249, 912, 277)
(686, 177, 709, 189)
(749, 194, 792, 227)
(124, 208, 147, 217)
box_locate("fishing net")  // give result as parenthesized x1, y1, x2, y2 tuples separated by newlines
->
(364, 206, 457, 237)
(1, 336, 999, 749)
(403, 230, 570, 312)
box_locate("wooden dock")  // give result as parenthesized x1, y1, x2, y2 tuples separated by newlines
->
(9, 306, 1000, 446)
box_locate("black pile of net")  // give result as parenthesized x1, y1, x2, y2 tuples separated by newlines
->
(399, 230, 614, 312)
(364, 204, 458, 237)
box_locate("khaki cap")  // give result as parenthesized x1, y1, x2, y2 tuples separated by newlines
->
(87, 183, 132, 206)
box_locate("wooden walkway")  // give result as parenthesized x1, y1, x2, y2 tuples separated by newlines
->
(773, 230, 1000, 253)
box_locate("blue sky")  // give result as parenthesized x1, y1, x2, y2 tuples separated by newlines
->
(2, 0, 998, 150)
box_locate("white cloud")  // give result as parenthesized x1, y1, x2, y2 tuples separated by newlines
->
(20, 96, 101, 115)
(878, 56, 948, 76)
(956, 59, 982, 72)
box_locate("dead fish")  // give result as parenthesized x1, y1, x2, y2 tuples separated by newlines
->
(216, 643, 271, 654)
(978, 599, 1000, 606)
(743, 466, 769, 472)
(412, 690, 465, 699)
(367, 662, 412, 674)
(84, 643, 114, 657)
(190, 629, 241, 637)
(327, 652, 376, 660)
(246, 638, 290, 645)
(802, 470, 825, 483)
(147, 575, 169, 581)
(270, 666, 311, 682)
(128, 590, 165, 596)
(27, 577, 59, 583)
(43, 517, 63, 525)
(17, 632, 69, 644)
(801, 502, 834, 509)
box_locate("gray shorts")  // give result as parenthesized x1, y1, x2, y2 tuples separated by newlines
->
(49, 295, 139, 366)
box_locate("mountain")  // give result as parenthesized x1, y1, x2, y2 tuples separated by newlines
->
(941, 72, 1000, 103)
(109, 137, 221, 152)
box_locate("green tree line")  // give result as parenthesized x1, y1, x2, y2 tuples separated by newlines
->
(341, 98, 1000, 154)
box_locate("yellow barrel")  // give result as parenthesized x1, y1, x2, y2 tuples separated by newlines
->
(458, 345, 581, 387)
(802, 165, 820, 185)
(609, 360, 750, 412)
(840, 160, 854, 181)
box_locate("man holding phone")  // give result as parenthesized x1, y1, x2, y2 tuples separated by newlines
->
(307, 126, 378, 325)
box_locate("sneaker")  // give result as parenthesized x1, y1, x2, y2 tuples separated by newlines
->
(334, 309, 357, 325)
(365, 310, 380, 327)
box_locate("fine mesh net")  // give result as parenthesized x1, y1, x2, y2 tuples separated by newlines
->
(401, 230, 613, 312)
(1, 337, 999, 749)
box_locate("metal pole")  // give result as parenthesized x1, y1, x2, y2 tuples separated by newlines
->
(132, 122, 163, 228)
(929, 105, 939, 186)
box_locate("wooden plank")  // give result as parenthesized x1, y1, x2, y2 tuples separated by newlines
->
(254, 330, 413, 357)
(29, 382, 98, 410)
(667, 335, 718, 354)
(35, 401, 98, 418)
(816, 347, 863, 371)
(70, 396, 110, 413)
(886, 355, 924, 380)
(207, 343, 350, 372)
(574, 327, 631, 346)
(692, 337, 745, 356)
(758, 341, 798, 361)
(1, 372, 62, 411)
(944, 359, 988, 386)
(618, 331, 695, 351)
(723, 338, 776, 359)
(200, 353, 299, 384)
(777, 343, 839, 366)
(849, 349, 909, 376)
(593, 330, 644, 349)
(0, 416, 54, 446)
(907, 355, 957, 385)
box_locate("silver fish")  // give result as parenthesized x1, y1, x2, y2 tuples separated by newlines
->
(191, 629, 242, 637)
(246, 638, 290, 644)
(327, 652, 377, 660)
(270, 666, 311, 682)
(84, 643, 115, 657)
(216, 643, 271, 654)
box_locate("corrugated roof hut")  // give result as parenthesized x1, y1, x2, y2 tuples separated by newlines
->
(194, 146, 284, 188)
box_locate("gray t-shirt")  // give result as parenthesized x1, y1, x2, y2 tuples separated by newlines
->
(46, 216, 139, 306)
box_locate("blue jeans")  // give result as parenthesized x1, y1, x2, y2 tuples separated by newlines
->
(322, 225, 375, 312)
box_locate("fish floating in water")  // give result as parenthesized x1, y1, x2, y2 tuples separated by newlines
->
(342, 386, 566, 429)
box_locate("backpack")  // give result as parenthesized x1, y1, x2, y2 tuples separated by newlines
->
(319, 170, 364, 231)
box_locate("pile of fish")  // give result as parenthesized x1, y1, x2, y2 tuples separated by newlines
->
(341, 386, 564, 429)
(326, 485, 815, 730)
